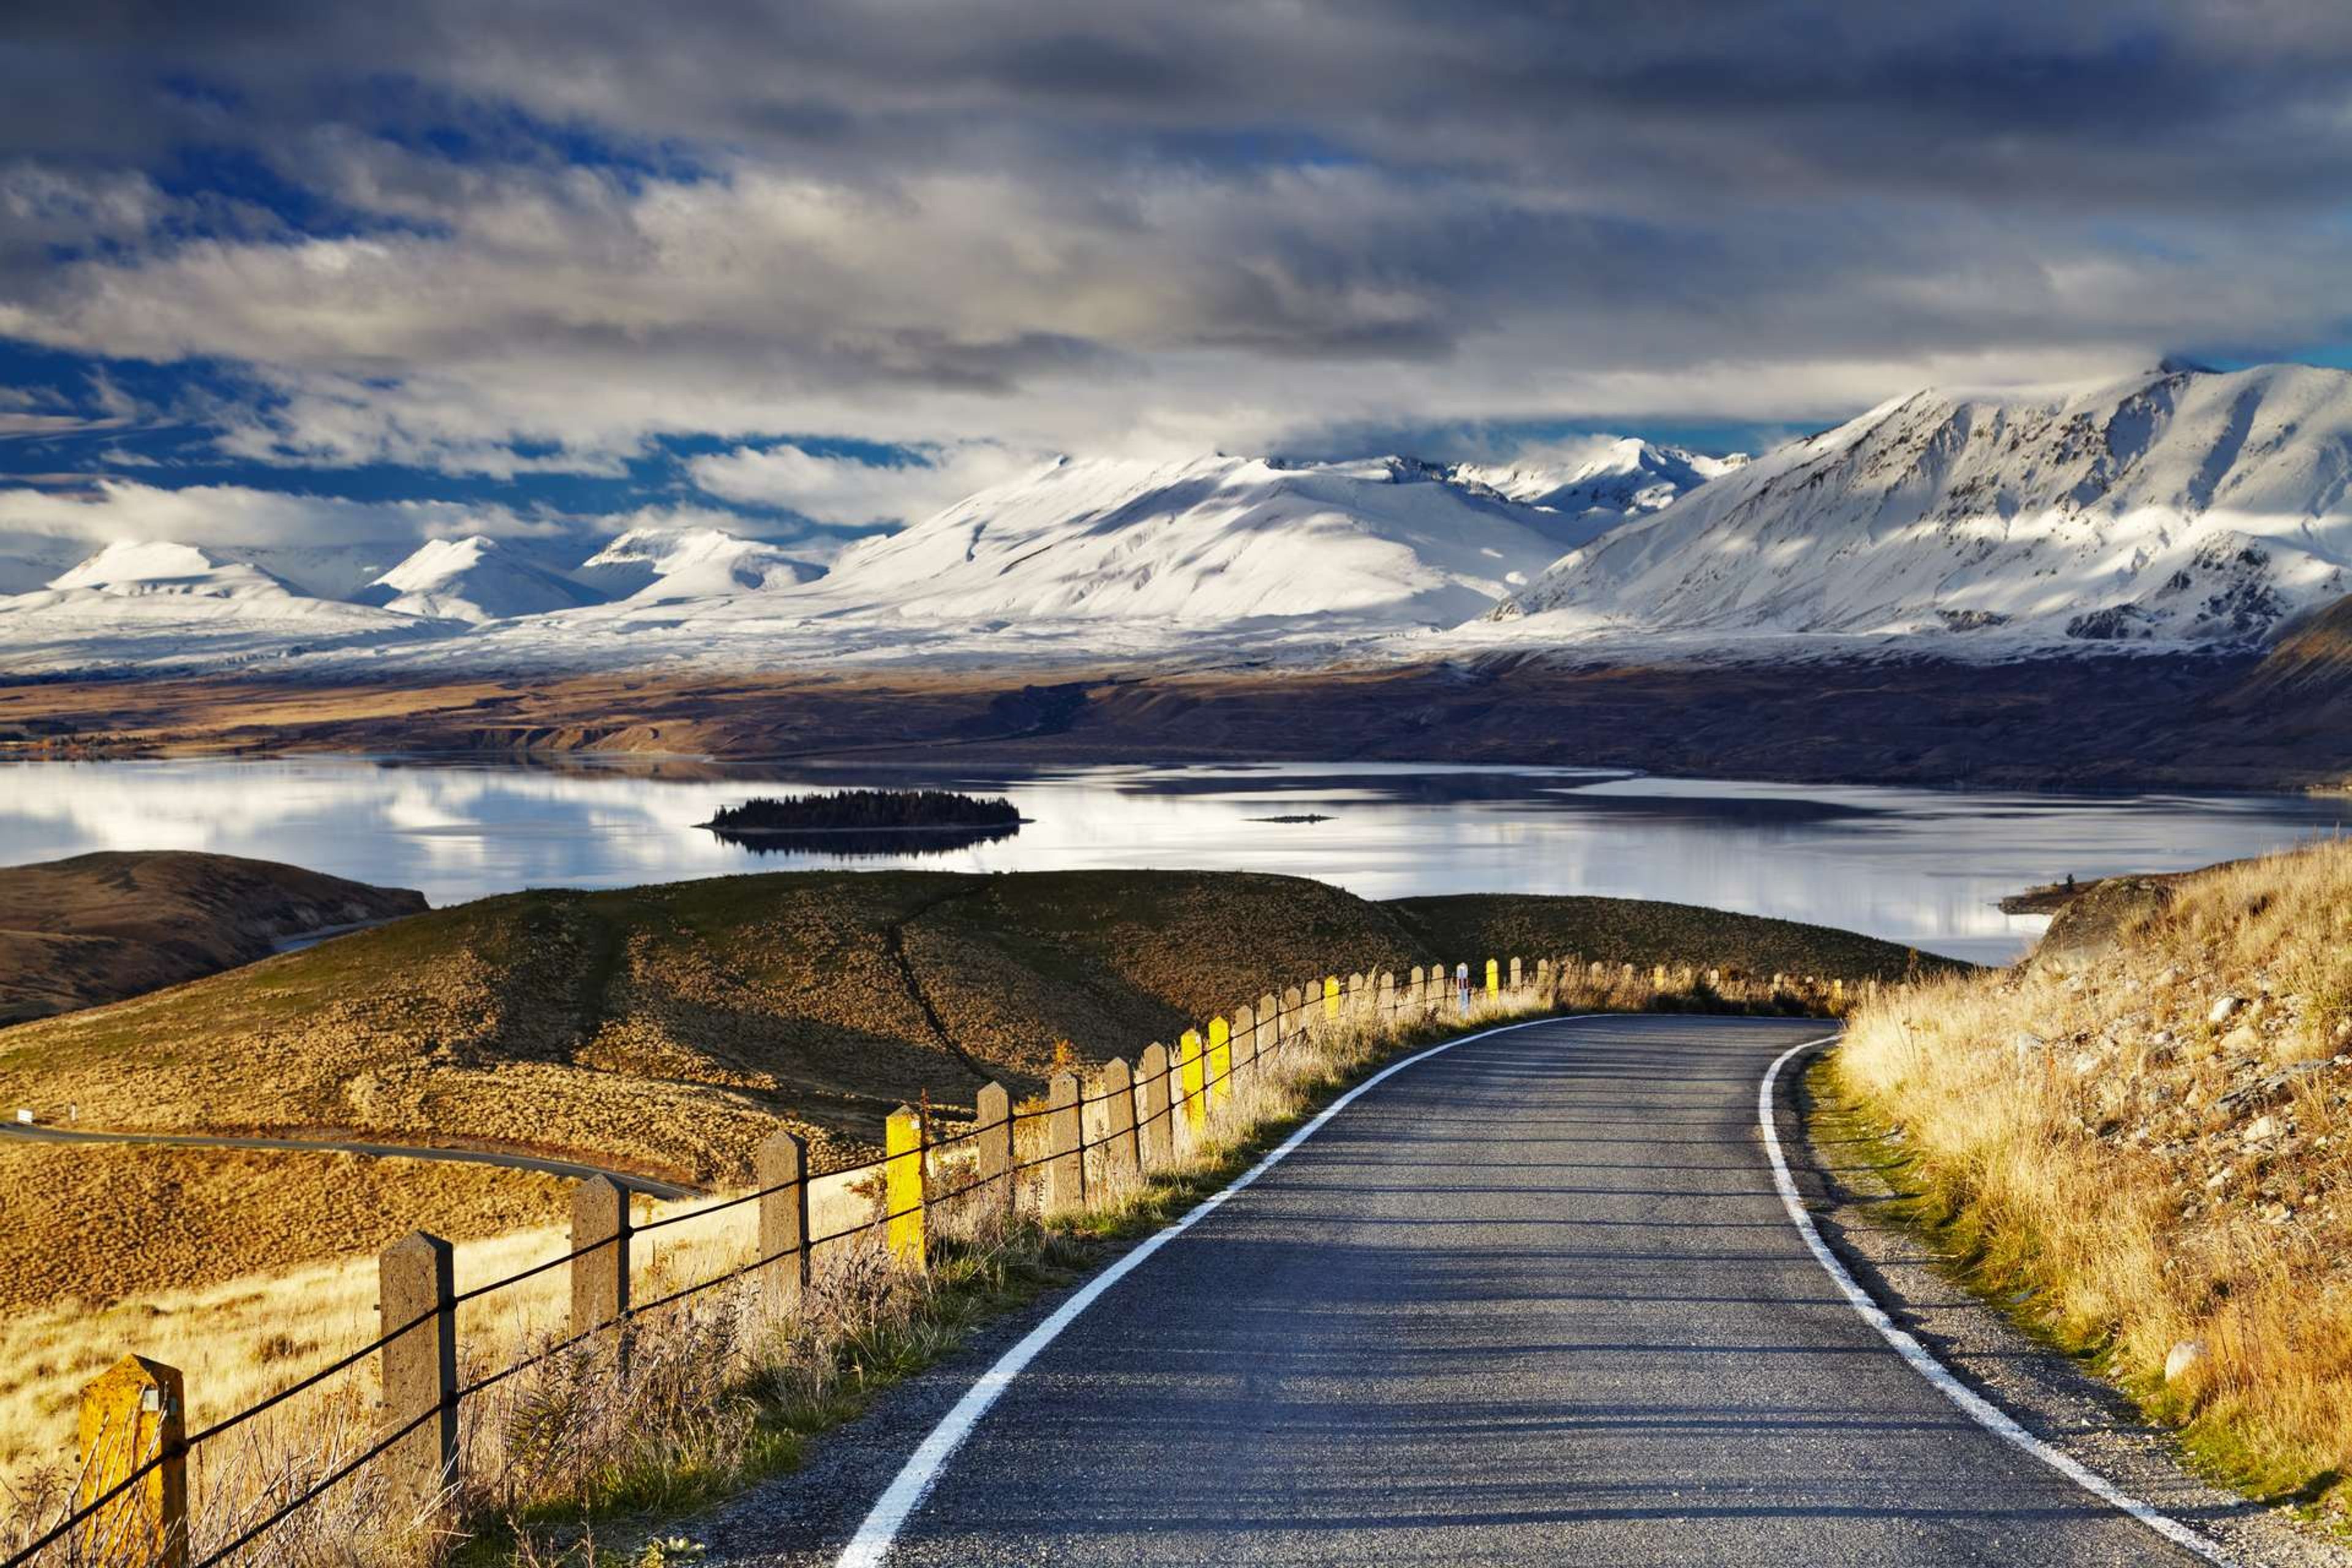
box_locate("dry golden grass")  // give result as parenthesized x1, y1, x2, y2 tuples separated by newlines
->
(1836, 840, 2352, 1514)
(0, 973, 1570, 1564)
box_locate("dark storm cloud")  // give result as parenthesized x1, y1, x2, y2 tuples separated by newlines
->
(4, 0, 2352, 475)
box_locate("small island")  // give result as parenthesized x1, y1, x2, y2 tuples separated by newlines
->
(1250, 813, 1333, 824)
(703, 789, 1024, 858)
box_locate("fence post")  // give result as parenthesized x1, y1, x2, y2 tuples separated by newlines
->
(1282, 986, 1302, 1036)
(1233, 1003, 1257, 1080)
(974, 1080, 1014, 1223)
(1536, 958, 1551, 999)
(1322, 976, 1340, 1023)
(1509, 957, 1523, 993)
(1410, 965, 1424, 1008)
(1176, 1030, 1206, 1138)
(1377, 970, 1394, 1024)
(1485, 958, 1499, 998)
(1254, 994, 1276, 1065)
(1099, 1057, 1139, 1190)
(1044, 1070, 1085, 1213)
(571, 1175, 631, 1355)
(755, 1129, 811, 1317)
(1207, 1017, 1232, 1107)
(885, 1104, 926, 1268)
(77, 1355, 187, 1568)
(378, 1231, 456, 1526)
(1137, 1042, 1172, 1170)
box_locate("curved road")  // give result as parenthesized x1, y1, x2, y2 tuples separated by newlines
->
(0, 1121, 700, 1200)
(834, 1013, 2216, 1566)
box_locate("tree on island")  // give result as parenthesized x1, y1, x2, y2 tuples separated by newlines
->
(704, 790, 1021, 833)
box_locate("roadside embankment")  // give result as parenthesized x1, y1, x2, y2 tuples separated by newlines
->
(1833, 842, 2352, 1519)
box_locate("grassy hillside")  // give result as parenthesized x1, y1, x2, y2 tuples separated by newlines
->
(0, 850, 425, 1025)
(1835, 843, 2352, 1515)
(0, 868, 1921, 1199)
(1390, 892, 1951, 983)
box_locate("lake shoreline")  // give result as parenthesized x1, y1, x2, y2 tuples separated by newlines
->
(2, 647, 2343, 794)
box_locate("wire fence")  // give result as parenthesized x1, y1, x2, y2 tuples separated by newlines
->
(7, 956, 1860, 1567)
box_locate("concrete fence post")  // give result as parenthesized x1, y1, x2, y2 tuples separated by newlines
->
(1509, 957, 1523, 993)
(378, 1231, 456, 1526)
(1409, 965, 1424, 1008)
(570, 1175, 631, 1355)
(1176, 1029, 1207, 1138)
(1536, 958, 1551, 998)
(1255, 994, 1276, 1065)
(1485, 958, 1499, 998)
(1099, 1057, 1139, 1189)
(1322, 976, 1340, 1023)
(1233, 1003, 1257, 1080)
(1137, 1042, 1172, 1170)
(1044, 1070, 1085, 1213)
(1207, 1017, 1232, 1107)
(755, 1129, 811, 1318)
(77, 1354, 187, 1567)
(884, 1105, 926, 1268)
(1282, 986, 1302, 1036)
(974, 1080, 1014, 1224)
(1345, 972, 1363, 1017)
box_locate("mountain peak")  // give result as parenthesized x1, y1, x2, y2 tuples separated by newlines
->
(1488, 362, 2352, 651)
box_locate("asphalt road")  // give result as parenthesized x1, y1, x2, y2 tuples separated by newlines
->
(842, 1013, 2213, 1566)
(0, 1120, 701, 1199)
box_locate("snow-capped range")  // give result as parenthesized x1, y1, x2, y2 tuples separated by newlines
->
(0, 540, 452, 672)
(576, 526, 820, 602)
(1483, 364, 2352, 654)
(788, 454, 1601, 630)
(1449, 438, 1746, 546)
(354, 535, 606, 624)
(21, 369, 2352, 680)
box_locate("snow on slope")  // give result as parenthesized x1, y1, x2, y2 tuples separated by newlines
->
(575, 526, 820, 601)
(1484, 364, 2352, 653)
(1449, 439, 1744, 548)
(0, 540, 455, 673)
(788, 454, 1597, 631)
(354, 535, 606, 623)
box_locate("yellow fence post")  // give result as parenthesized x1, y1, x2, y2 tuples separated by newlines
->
(78, 1354, 187, 1568)
(1322, 976, 1340, 1022)
(1177, 1029, 1207, 1136)
(1485, 958, 1499, 998)
(885, 1104, 925, 1268)
(1207, 1016, 1232, 1107)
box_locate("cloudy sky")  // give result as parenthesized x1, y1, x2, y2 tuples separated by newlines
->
(6, 0, 2352, 555)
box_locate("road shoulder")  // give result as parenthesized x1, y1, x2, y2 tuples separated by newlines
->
(1784, 1046, 2350, 1568)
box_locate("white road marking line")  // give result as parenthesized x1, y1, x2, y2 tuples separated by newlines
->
(1758, 1037, 2237, 1566)
(834, 1010, 1610, 1567)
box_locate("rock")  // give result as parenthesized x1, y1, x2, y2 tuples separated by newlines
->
(2071, 1050, 2104, 1077)
(2244, 1114, 2279, 1143)
(2209, 995, 2245, 1025)
(2164, 1340, 2206, 1384)
(2010, 1031, 2048, 1061)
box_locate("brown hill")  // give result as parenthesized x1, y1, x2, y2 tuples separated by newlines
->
(0, 851, 427, 1026)
(0, 867, 1928, 1189)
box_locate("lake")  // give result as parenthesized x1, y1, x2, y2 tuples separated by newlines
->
(0, 756, 2343, 962)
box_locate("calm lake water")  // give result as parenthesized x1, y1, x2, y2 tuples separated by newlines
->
(1, 756, 2344, 962)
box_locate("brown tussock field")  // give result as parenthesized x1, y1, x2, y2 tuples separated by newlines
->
(1836, 841, 2352, 1515)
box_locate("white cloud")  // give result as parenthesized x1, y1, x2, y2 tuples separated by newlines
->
(687, 443, 1043, 527)
(0, 480, 562, 548)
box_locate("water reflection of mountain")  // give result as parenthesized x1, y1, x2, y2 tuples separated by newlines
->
(708, 821, 1022, 858)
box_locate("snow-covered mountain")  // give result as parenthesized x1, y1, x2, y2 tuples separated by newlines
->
(1448, 439, 1745, 543)
(1486, 364, 2352, 652)
(353, 535, 606, 624)
(787, 453, 1599, 635)
(576, 526, 820, 601)
(0, 539, 456, 673)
